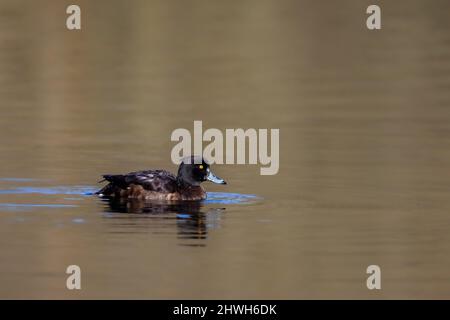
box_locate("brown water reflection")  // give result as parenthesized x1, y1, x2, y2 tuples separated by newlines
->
(101, 197, 225, 244)
(1, 0, 450, 299)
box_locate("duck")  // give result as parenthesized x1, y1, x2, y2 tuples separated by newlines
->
(96, 156, 226, 201)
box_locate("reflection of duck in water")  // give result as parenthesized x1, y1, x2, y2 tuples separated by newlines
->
(104, 196, 204, 214)
(96, 156, 226, 201)
(101, 197, 224, 242)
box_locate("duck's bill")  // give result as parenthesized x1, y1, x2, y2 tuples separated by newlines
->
(206, 170, 227, 184)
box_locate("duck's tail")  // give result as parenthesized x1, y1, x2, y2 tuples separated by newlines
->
(96, 174, 125, 197)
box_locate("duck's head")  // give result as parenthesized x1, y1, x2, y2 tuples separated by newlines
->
(177, 156, 226, 187)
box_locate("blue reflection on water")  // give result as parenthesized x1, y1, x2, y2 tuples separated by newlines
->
(0, 186, 260, 204)
(0, 184, 261, 211)
(0, 178, 38, 182)
(204, 192, 260, 205)
(0, 186, 97, 196)
(0, 203, 78, 208)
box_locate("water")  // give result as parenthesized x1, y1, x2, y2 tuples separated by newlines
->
(1, 0, 450, 298)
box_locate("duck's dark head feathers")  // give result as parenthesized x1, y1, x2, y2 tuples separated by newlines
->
(177, 156, 226, 187)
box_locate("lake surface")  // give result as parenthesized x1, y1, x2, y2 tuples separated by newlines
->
(1, 0, 450, 299)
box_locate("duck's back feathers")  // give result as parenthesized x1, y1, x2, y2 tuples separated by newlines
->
(97, 170, 178, 198)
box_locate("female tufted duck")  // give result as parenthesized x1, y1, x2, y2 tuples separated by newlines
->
(96, 156, 226, 201)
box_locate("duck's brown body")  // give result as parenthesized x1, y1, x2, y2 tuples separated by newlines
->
(116, 183, 206, 201)
(96, 169, 209, 201)
(96, 155, 227, 201)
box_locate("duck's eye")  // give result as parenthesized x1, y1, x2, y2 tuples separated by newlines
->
(198, 165, 204, 170)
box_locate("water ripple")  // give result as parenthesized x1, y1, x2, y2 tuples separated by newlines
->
(204, 192, 260, 205)
(0, 186, 97, 196)
(0, 184, 261, 211)
(0, 185, 260, 204)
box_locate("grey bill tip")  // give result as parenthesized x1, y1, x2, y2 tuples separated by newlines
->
(207, 171, 226, 184)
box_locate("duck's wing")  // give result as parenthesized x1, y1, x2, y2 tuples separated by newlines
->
(99, 170, 178, 194)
